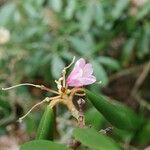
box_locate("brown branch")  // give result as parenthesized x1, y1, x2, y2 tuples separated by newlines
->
(131, 61, 150, 95)
(131, 61, 150, 110)
(109, 63, 146, 81)
(134, 94, 150, 111)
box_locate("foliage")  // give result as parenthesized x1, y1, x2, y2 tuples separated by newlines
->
(36, 105, 54, 140)
(73, 128, 121, 150)
(20, 140, 71, 150)
(0, 0, 150, 149)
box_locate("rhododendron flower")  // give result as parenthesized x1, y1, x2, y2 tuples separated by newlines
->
(67, 58, 96, 87)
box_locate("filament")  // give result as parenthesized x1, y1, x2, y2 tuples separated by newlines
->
(2, 83, 59, 94)
(18, 97, 50, 122)
(65, 56, 76, 70)
(62, 56, 76, 88)
(18, 96, 60, 122)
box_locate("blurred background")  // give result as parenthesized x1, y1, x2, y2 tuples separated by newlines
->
(0, 0, 150, 149)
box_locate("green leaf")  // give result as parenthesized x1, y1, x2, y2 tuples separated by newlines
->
(135, 120, 150, 145)
(91, 60, 108, 86)
(94, 2, 105, 26)
(51, 55, 65, 79)
(136, 1, 150, 20)
(112, 0, 129, 19)
(98, 56, 121, 71)
(137, 27, 149, 58)
(65, 0, 76, 20)
(69, 37, 92, 55)
(36, 106, 55, 140)
(23, 2, 38, 18)
(112, 128, 134, 143)
(80, 2, 94, 32)
(0, 2, 16, 25)
(86, 90, 142, 131)
(49, 0, 62, 13)
(121, 38, 135, 66)
(73, 128, 121, 150)
(85, 108, 105, 130)
(20, 140, 71, 150)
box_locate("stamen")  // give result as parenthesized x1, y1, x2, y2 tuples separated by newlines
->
(65, 56, 76, 70)
(18, 96, 60, 122)
(2, 83, 59, 94)
(18, 97, 50, 122)
(62, 56, 76, 88)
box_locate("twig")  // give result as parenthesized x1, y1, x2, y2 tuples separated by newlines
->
(134, 94, 150, 111)
(131, 61, 150, 95)
(109, 63, 145, 81)
(131, 61, 150, 110)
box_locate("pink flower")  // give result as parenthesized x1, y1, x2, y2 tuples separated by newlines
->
(67, 58, 96, 87)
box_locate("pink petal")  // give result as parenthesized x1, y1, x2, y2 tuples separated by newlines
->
(67, 79, 82, 87)
(67, 59, 85, 81)
(75, 58, 86, 68)
(66, 58, 96, 87)
(80, 75, 96, 85)
(83, 63, 93, 77)
(67, 68, 82, 84)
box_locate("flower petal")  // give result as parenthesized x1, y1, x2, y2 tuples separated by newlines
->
(80, 75, 96, 85)
(75, 58, 86, 68)
(83, 63, 93, 77)
(66, 58, 96, 87)
(67, 79, 82, 87)
(67, 67, 82, 81)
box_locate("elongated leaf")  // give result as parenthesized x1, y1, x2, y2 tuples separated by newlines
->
(136, 1, 150, 20)
(49, 0, 62, 12)
(135, 120, 150, 145)
(51, 55, 65, 79)
(91, 60, 108, 86)
(73, 128, 121, 150)
(69, 37, 92, 55)
(0, 3, 16, 25)
(36, 106, 55, 140)
(121, 38, 135, 66)
(112, 0, 129, 19)
(94, 2, 105, 26)
(65, 0, 76, 19)
(86, 90, 142, 131)
(137, 28, 149, 58)
(80, 2, 94, 32)
(20, 140, 71, 150)
(98, 56, 120, 71)
(85, 108, 105, 130)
